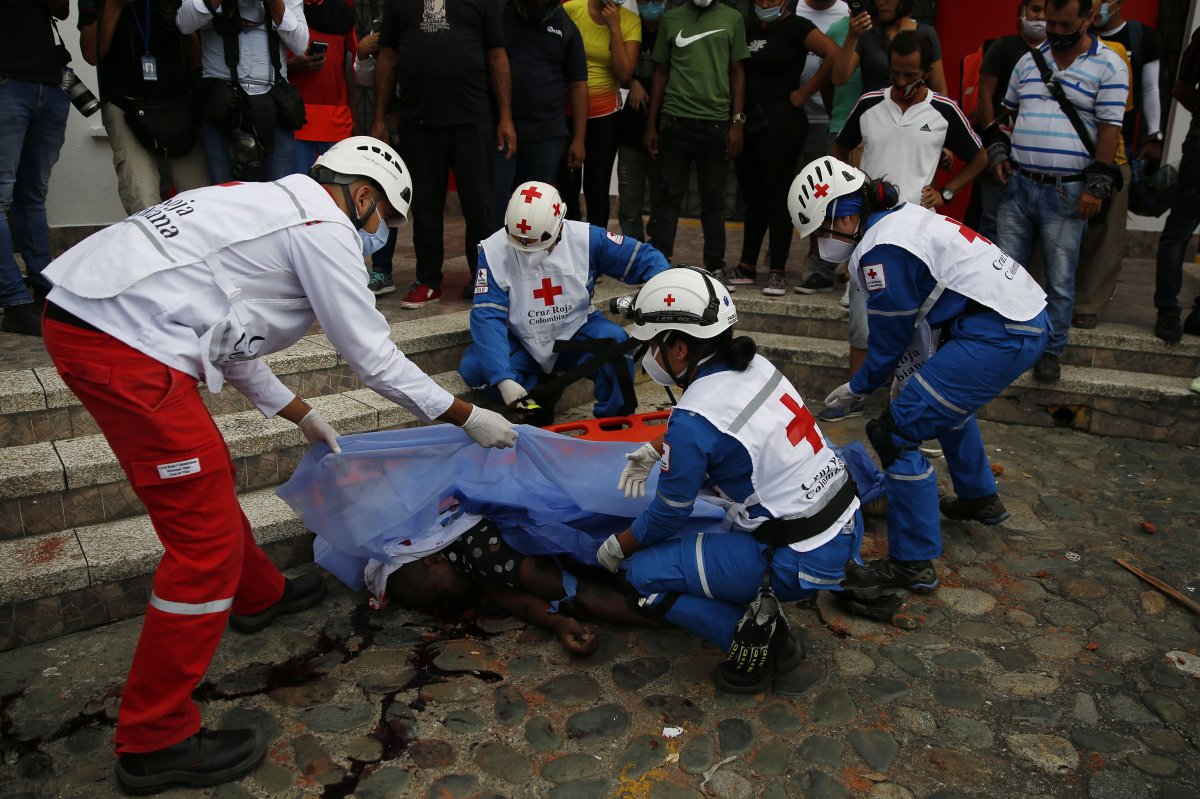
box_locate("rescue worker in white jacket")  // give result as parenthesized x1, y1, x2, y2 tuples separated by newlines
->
(596, 266, 864, 694)
(40, 137, 516, 793)
(459, 181, 671, 421)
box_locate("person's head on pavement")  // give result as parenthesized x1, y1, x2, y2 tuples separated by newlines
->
(789, 156, 900, 263)
(623, 265, 742, 388)
(504, 180, 566, 257)
(888, 30, 933, 107)
(311, 136, 413, 256)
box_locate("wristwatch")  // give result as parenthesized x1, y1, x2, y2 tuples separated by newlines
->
(940, 187, 956, 204)
(732, 112, 747, 125)
(1146, 132, 1164, 143)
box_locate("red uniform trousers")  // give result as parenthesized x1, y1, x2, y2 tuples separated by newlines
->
(42, 317, 286, 754)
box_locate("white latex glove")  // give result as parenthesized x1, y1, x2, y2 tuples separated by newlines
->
(823, 382, 863, 412)
(618, 442, 661, 499)
(597, 534, 626, 573)
(497, 379, 528, 406)
(461, 404, 519, 448)
(298, 409, 342, 454)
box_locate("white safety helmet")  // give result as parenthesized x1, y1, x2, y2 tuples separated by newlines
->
(789, 157, 867, 239)
(627, 266, 738, 342)
(312, 136, 413, 225)
(505, 181, 565, 252)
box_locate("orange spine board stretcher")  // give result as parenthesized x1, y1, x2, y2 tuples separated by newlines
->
(542, 411, 671, 443)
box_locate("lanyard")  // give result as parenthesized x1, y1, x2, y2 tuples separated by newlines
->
(129, 0, 152, 55)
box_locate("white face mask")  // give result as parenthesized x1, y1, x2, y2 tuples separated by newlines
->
(641, 345, 677, 386)
(817, 236, 856, 263)
(1020, 17, 1046, 40)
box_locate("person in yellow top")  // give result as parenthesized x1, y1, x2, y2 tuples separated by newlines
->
(559, 0, 642, 227)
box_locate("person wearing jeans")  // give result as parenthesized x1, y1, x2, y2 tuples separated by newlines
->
(644, 0, 750, 276)
(0, 0, 70, 337)
(1152, 25, 1200, 344)
(991, 0, 1127, 382)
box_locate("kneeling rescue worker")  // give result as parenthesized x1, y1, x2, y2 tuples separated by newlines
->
(790, 156, 1048, 595)
(598, 266, 865, 693)
(40, 136, 517, 792)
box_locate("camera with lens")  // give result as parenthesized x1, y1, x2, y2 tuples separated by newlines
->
(609, 295, 637, 318)
(61, 67, 101, 117)
(229, 128, 267, 181)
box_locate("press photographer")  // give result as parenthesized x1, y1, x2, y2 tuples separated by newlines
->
(0, 0, 71, 336)
(79, 0, 210, 214)
(176, 0, 310, 182)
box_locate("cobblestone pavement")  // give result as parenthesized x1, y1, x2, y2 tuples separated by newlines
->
(1, 417, 1199, 799)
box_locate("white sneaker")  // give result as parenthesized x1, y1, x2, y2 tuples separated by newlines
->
(840, 282, 851, 308)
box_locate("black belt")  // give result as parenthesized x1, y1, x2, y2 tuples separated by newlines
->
(1017, 168, 1085, 184)
(45, 302, 102, 333)
(752, 476, 858, 548)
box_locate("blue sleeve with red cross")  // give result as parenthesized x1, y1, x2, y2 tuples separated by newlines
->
(588, 226, 671, 286)
(468, 250, 517, 385)
(849, 242, 935, 397)
(631, 409, 755, 547)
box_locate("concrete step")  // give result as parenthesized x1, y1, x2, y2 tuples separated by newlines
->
(0, 313, 473, 449)
(747, 330, 1200, 446)
(731, 291, 1200, 379)
(0, 377, 658, 653)
(0, 369, 596, 542)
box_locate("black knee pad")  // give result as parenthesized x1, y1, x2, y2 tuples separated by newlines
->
(866, 410, 902, 470)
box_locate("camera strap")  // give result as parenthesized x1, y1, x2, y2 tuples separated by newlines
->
(49, 19, 73, 66)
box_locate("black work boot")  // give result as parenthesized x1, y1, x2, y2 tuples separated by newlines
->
(1, 302, 42, 337)
(940, 493, 1010, 525)
(1155, 312, 1183, 343)
(116, 727, 265, 794)
(228, 572, 326, 634)
(714, 616, 805, 694)
(1032, 353, 1060, 382)
(1184, 304, 1200, 337)
(864, 557, 939, 592)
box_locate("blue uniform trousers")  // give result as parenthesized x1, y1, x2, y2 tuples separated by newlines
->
(623, 514, 864, 651)
(459, 313, 635, 418)
(883, 310, 1048, 561)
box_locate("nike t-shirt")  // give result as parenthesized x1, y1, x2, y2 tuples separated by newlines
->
(653, 3, 751, 121)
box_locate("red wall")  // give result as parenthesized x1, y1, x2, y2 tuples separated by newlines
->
(935, 0, 1163, 105)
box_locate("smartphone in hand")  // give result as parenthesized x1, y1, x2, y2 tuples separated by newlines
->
(307, 41, 329, 57)
(848, 0, 869, 18)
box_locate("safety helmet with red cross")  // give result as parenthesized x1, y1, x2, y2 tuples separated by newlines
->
(788, 157, 867, 239)
(505, 181, 565, 252)
(627, 265, 738, 342)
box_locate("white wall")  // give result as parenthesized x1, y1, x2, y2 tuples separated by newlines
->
(47, 24, 127, 228)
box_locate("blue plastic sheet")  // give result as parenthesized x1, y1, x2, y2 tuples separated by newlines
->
(276, 424, 724, 591)
(277, 424, 880, 592)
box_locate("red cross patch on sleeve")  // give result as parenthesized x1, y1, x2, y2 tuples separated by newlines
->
(862, 264, 887, 291)
(659, 442, 671, 473)
(606, 231, 625, 245)
(473, 268, 489, 296)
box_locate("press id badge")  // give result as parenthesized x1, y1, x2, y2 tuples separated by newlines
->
(141, 55, 158, 81)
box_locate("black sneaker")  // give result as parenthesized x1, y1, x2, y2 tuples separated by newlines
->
(940, 493, 1010, 525)
(116, 727, 265, 794)
(1184, 307, 1200, 337)
(1155, 313, 1182, 344)
(1032, 353, 1060, 382)
(794, 273, 835, 294)
(1, 302, 42, 337)
(713, 617, 805, 694)
(864, 557, 939, 592)
(228, 573, 326, 634)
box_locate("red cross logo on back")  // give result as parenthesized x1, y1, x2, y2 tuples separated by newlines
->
(663, 294, 676, 307)
(780, 394, 822, 451)
(515, 219, 532, 235)
(814, 183, 830, 198)
(532, 277, 563, 307)
(520, 185, 543, 204)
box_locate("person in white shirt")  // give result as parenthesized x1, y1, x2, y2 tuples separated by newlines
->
(177, 0, 309, 182)
(40, 136, 517, 793)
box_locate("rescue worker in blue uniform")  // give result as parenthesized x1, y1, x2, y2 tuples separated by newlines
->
(459, 181, 671, 420)
(597, 266, 865, 693)
(789, 157, 1049, 593)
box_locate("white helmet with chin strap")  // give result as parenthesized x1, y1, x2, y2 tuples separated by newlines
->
(626, 265, 738, 342)
(505, 181, 565, 252)
(311, 136, 413, 226)
(788, 157, 867, 239)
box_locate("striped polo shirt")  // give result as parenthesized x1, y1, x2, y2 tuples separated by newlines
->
(1002, 37, 1129, 175)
